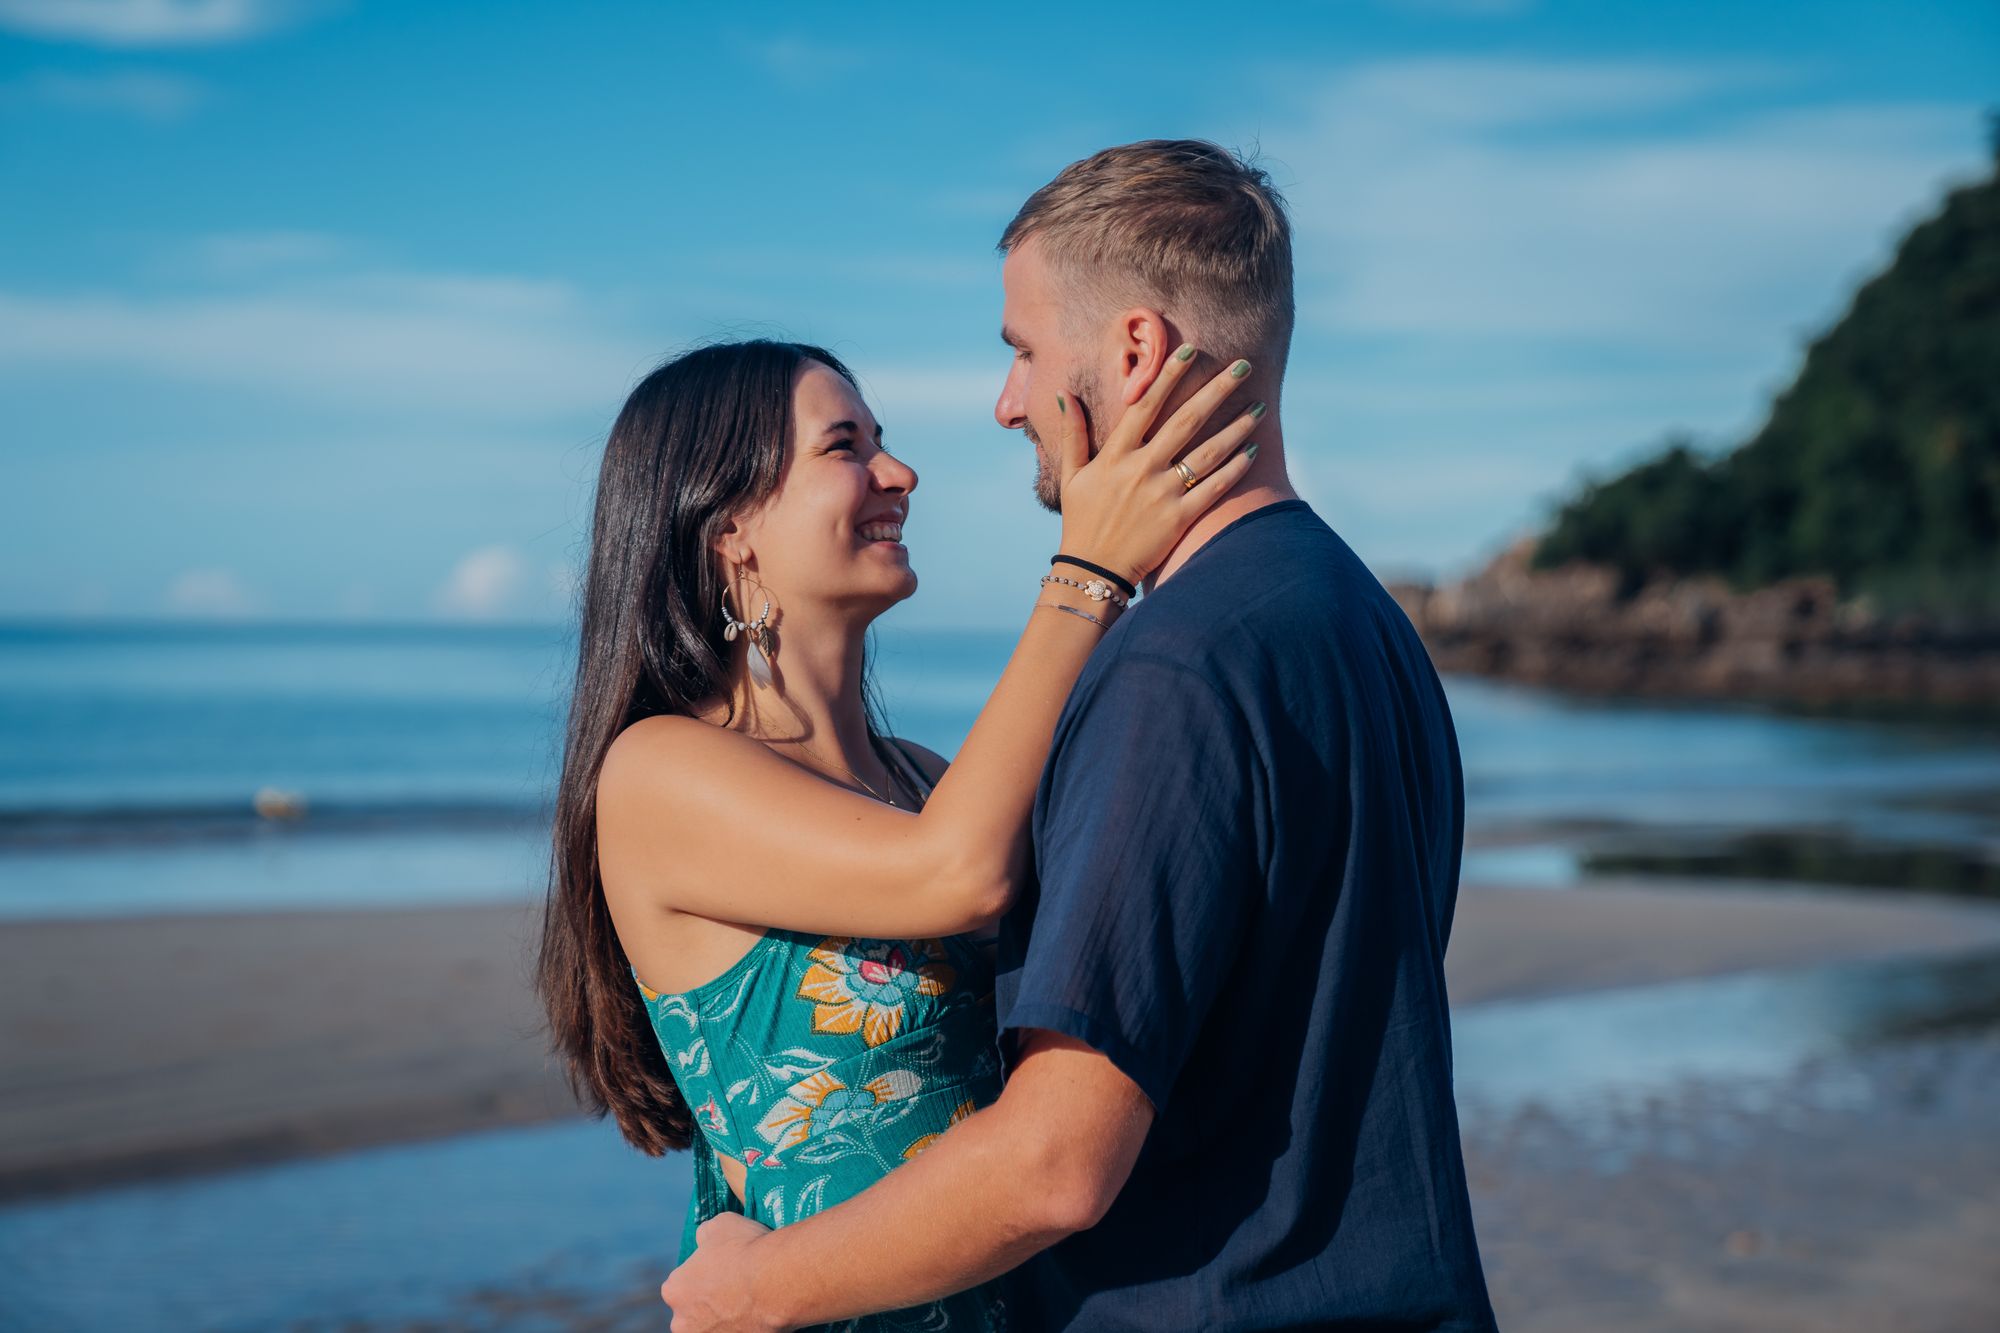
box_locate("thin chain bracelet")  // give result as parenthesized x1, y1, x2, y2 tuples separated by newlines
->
(1040, 572, 1130, 610)
(1040, 600, 1111, 629)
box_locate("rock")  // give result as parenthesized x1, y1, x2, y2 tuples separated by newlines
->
(1397, 552, 2000, 709)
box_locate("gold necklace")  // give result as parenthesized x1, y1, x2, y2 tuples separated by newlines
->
(847, 758, 902, 808)
(788, 751, 901, 808)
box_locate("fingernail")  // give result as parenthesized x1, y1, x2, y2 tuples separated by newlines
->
(1231, 359, 1251, 378)
(1056, 393, 1066, 414)
(1250, 401, 1267, 419)
(1245, 443, 1260, 461)
(1175, 344, 1195, 362)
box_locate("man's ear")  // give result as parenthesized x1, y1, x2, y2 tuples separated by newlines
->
(1114, 308, 1174, 407)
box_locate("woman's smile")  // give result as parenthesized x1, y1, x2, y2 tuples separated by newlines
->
(857, 517, 907, 553)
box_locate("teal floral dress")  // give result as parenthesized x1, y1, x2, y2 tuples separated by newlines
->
(635, 753, 1009, 1331)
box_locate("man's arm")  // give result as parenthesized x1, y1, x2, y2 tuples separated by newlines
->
(659, 1031, 1154, 1332)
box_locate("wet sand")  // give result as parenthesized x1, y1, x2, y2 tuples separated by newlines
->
(0, 900, 574, 1200)
(1464, 1024, 2000, 1331)
(6, 881, 2000, 1201)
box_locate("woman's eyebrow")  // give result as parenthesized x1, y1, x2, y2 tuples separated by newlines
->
(823, 420, 885, 439)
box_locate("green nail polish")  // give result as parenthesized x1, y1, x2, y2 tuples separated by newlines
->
(1245, 443, 1260, 461)
(1056, 393, 1065, 414)
(1231, 359, 1251, 378)
(1175, 344, 1195, 362)
(1250, 401, 1267, 419)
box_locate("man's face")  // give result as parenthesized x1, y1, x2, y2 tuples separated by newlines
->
(993, 239, 1101, 513)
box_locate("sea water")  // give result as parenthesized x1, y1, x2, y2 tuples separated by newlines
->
(1, 620, 1996, 918)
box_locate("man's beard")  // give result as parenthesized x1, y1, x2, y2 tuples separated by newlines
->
(1027, 375, 1095, 514)
(1029, 428, 1062, 514)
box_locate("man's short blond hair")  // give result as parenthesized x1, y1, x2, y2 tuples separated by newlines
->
(999, 139, 1295, 363)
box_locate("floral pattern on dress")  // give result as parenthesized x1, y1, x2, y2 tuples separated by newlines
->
(636, 928, 1007, 1329)
(797, 937, 956, 1047)
(755, 1066, 924, 1156)
(901, 1097, 976, 1161)
(692, 1094, 728, 1137)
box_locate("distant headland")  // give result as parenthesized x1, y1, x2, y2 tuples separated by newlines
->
(1395, 148, 2000, 712)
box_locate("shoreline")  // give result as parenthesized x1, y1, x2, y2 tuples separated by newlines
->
(8, 882, 2000, 1203)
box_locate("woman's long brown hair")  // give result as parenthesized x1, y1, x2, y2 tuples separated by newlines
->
(538, 339, 901, 1154)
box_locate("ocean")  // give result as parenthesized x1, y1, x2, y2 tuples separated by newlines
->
(2, 620, 1996, 919)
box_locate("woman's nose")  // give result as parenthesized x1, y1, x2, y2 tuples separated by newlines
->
(874, 450, 918, 495)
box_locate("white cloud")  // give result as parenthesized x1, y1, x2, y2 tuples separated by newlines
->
(852, 366, 1001, 422)
(1314, 55, 1771, 133)
(1245, 55, 1988, 575)
(1270, 59, 1979, 350)
(0, 0, 314, 47)
(745, 34, 870, 86)
(164, 566, 255, 616)
(435, 545, 527, 619)
(14, 69, 206, 118)
(0, 262, 657, 421)
(184, 230, 347, 276)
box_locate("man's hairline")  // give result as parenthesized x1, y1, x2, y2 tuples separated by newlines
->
(1003, 227, 1293, 373)
(1002, 234, 1173, 356)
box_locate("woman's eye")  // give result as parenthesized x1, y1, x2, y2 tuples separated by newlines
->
(828, 440, 856, 454)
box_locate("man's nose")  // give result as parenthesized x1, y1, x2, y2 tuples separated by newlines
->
(993, 367, 1026, 430)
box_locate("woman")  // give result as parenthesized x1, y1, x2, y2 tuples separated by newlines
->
(539, 338, 1258, 1329)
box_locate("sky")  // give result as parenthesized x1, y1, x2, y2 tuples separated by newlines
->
(2, 0, 1995, 626)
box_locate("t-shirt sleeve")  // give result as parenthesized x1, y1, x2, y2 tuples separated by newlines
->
(1001, 652, 1261, 1113)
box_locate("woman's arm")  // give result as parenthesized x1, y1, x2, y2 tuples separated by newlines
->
(596, 353, 1260, 940)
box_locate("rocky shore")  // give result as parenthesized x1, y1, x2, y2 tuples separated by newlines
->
(1390, 541, 2000, 710)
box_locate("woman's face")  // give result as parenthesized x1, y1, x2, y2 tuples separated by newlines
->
(730, 361, 920, 617)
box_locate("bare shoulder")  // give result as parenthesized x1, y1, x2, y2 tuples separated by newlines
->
(599, 713, 740, 803)
(889, 736, 951, 788)
(596, 714, 771, 854)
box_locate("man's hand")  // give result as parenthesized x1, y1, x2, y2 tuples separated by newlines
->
(654, 1033, 1153, 1327)
(659, 1213, 783, 1333)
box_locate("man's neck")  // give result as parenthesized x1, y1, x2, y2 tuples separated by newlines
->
(1143, 425, 1299, 590)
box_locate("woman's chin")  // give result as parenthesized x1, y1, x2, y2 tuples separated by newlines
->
(842, 568, 919, 613)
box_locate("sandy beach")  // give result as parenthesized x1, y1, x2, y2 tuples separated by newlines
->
(7, 881, 2000, 1329)
(8, 879, 2000, 1201)
(0, 900, 573, 1200)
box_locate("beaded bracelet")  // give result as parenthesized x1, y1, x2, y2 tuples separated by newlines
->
(1041, 572, 1130, 610)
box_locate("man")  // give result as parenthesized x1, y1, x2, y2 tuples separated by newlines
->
(662, 139, 1497, 1331)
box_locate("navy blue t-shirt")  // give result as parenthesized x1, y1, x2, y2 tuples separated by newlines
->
(996, 499, 1496, 1331)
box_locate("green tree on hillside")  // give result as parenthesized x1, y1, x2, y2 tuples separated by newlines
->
(1536, 148, 2000, 612)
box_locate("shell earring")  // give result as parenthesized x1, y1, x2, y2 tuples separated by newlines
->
(721, 576, 775, 690)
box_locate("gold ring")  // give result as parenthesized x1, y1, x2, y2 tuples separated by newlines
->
(1174, 460, 1198, 491)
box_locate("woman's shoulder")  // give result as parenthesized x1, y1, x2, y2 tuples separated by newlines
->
(599, 712, 755, 808)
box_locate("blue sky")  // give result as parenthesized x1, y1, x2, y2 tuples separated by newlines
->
(3, 0, 1994, 625)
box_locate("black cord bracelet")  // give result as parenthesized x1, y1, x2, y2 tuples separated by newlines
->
(1049, 554, 1137, 600)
